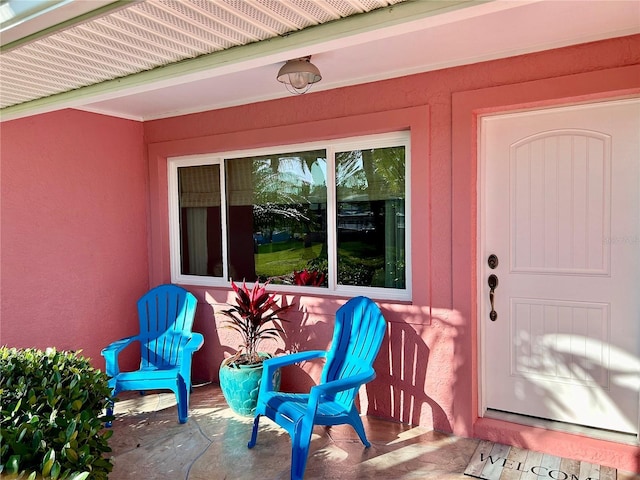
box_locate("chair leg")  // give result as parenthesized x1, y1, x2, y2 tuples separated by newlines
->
(176, 378, 189, 424)
(248, 415, 261, 449)
(291, 420, 313, 480)
(105, 383, 117, 428)
(105, 404, 114, 428)
(348, 411, 371, 447)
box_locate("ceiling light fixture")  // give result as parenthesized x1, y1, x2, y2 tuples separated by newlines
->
(276, 56, 322, 94)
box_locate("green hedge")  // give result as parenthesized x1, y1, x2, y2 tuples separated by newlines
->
(0, 347, 114, 479)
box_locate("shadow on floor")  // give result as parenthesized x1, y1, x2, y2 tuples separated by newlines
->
(108, 384, 478, 480)
(109, 384, 640, 480)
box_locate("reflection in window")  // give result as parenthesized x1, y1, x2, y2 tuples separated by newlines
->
(226, 150, 328, 284)
(178, 164, 223, 277)
(336, 147, 405, 289)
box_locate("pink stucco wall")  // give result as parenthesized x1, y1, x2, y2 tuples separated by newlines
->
(143, 35, 640, 471)
(1, 109, 148, 370)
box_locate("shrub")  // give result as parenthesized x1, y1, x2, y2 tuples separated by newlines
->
(337, 259, 375, 286)
(0, 347, 114, 479)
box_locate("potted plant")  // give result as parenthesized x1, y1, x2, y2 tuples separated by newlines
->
(218, 280, 293, 416)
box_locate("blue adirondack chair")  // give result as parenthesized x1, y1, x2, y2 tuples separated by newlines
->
(101, 284, 204, 424)
(248, 296, 387, 480)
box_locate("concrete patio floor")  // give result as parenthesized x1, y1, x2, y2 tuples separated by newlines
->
(108, 384, 639, 480)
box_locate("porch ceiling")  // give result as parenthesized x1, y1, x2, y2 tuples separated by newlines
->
(1, 0, 638, 122)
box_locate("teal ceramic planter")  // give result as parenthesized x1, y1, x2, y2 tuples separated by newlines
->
(219, 354, 281, 417)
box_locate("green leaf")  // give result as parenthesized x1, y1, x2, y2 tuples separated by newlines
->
(69, 472, 90, 480)
(65, 446, 79, 462)
(50, 461, 61, 479)
(65, 419, 77, 440)
(42, 448, 55, 476)
(31, 430, 43, 449)
(5, 454, 20, 474)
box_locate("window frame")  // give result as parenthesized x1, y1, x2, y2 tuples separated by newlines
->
(168, 131, 411, 301)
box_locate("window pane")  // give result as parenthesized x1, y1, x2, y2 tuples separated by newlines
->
(226, 150, 328, 286)
(178, 165, 224, 277)
(336, 146, 406, 288)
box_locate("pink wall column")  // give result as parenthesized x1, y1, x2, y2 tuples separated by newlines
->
(1, 109, 149, 370)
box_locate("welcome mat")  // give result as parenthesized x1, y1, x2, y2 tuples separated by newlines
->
(464, 440, 617, 480)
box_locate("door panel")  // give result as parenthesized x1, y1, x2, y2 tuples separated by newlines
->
(510, 131, 610, 275)
(480, 98, 640, 434)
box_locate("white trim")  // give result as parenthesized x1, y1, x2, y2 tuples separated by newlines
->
(477, 114, 488, 419)
(167, 131, 411, 301)
(326, 145, 338, 294)
(168, 154, 228, 287)
(219, 157, 229, 284)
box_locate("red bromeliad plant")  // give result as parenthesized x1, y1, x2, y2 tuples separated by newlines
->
(293, 269, 325, 286)
(221, 280, 293, 366)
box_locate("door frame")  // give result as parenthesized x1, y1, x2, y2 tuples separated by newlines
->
(451, 63, 640, 469)
(475, 99, 640, 440)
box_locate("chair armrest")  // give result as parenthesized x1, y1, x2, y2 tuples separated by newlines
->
(301, 369, 376, 436)
(310, 368, 376, 400)
(259, 350, 327, 395)
(182, 333, 204, 354)
(178, 333, 204, 382)
(264, 350, 326, 371)
(101, 336, 138, 378)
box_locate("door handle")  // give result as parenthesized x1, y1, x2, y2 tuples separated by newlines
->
(488, 274, 498, 321)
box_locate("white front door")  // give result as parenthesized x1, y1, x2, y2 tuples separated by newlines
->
(480, 98, 640, 435)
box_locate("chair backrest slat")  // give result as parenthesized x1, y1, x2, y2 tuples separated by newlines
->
(321, 296, 387, 407)
(137, 285, 198, 369)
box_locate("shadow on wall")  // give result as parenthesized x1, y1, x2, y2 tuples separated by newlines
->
(366, 318, 451, 433)
(278, 299, 335, 393)
(274, 299, 452, 433)
(196, 291, 313, 387)
(192, 299, 224, 383)
(202, 294, 453, 435)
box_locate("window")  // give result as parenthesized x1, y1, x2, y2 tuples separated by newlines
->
(168, 132, 410, 300)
